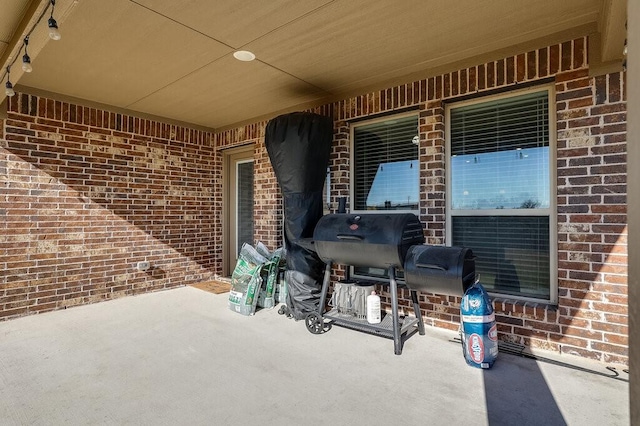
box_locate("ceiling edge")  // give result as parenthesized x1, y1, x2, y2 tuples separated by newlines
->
(330, 23, 598, 98)
(589, 32, 625, 77)
(598, 0, 627, 62)
(14, 84, 217, 133)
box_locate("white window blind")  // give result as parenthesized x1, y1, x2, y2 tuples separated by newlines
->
(452, 216, 551, 298)
(353, 115, 419, 211)
(450, 91, 550, 210)
(448, 90, 553, 300)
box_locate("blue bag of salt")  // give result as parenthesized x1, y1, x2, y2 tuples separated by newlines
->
(461, 280, 498, 369)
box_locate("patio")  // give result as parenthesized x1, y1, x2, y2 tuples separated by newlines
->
(0, 286, 629, 425)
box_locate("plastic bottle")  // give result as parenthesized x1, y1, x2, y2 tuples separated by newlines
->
(366, 291, 381, 324)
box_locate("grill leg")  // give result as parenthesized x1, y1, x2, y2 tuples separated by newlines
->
(411, 290, 425, 335)
(389, 266, 402, 355)
(318, 262, 332, 315)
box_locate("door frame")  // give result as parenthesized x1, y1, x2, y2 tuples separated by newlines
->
(222, 145, 254, 276)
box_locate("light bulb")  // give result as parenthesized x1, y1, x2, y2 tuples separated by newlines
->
(5, 81, 15, 97)
(22, 54, 32, 73)
(48, 16, 61, 40)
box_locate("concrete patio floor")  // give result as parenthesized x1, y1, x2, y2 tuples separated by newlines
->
(0, 286, 629, 425)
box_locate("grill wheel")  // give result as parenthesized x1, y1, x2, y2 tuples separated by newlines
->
(305, 312, 327, 334)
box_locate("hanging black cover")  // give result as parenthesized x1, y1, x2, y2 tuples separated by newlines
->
(265, 112, 333, 320)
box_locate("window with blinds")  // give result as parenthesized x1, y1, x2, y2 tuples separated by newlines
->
(447, 89, 554, 301)
(352, 114, 419, 211)
(351, 113, 419, 281)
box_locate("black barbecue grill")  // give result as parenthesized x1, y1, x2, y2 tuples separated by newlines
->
(309, 213, 426, 355)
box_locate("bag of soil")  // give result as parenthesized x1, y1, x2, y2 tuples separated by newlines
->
(228, 243, 268, 316)
(256, 243, 284, 309)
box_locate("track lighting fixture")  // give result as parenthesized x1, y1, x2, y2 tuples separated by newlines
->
(1, 0, 67, 96)
(48, 0, 61, 41)
(22, 37, 32, 72)
(622, 21, 627, 72)
(5, 67, 15, 97)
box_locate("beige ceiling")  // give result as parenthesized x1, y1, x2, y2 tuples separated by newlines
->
(1, 0, 628, 131)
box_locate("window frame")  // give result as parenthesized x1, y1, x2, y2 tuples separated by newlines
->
(445, 85, 558, 304)
(349, 111, 420, 216)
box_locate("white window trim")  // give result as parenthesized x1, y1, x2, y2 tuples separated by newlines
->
(444, 84, 558, 304)
(349, 111, 420, 216)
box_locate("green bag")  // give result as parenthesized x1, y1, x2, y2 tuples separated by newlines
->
(228, 243, 268, 316)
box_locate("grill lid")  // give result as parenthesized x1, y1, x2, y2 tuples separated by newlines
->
(313, 213, 425, 268)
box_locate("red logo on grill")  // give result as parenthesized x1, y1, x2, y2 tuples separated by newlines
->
(349, 224, 359, 230)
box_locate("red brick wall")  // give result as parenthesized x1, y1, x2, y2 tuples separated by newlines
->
(554, 69, 628, 364)
(253, 137, 283, 251)
(419, 100, 446, 245)
(1, 95, 219, 319)
(217, 37, 628, 365)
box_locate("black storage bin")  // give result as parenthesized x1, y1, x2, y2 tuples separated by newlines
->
(404, 245, 476, 297)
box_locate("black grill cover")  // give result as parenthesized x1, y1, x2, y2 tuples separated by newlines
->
(313, 213, 425, 268)
(404, 245, 476, 297)
(265, 112, 333, 320)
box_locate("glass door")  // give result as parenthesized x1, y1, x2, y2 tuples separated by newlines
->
(224, 148, 254, 275)
(234, 159, 254, 258)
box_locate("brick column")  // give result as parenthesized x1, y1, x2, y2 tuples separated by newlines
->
(419, 100, 445, 244)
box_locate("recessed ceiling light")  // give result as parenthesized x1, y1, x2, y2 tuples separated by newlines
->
(233, 50, 256, 62)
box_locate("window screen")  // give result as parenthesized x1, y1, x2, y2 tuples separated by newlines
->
(449, 90, 553, 301)
(353, 115, 419, 211)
